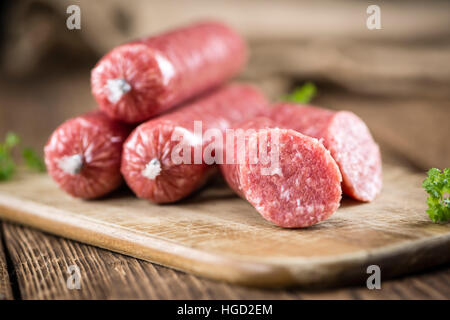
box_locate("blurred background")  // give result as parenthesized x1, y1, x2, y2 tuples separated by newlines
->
(0, 0, 449, 171)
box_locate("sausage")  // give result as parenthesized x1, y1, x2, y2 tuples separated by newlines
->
(121, 84, 268, 203)
(91, 21, 247, 123)
(44, 111, 131, 199)
(219, 117, 342, 228)
(268, 104, 382, 202)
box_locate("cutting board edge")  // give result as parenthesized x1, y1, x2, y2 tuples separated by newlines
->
(1, 193, 449, 288)
(0, 195, 294, 287)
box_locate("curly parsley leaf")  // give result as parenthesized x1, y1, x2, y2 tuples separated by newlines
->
(282, 82, 317, 104)
(0, 132, 20, 181)
(0, 132, 46, 181)
(0, 153, 15, 181)
(5, 132, 20, 148)
(23, 148, 46, 172)
(422, 168, 450, 223)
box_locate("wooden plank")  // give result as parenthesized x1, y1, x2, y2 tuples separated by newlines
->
(0, 222, 302, 299)
(3, 222, 450, 299)
(0, 222, 13, 300)
(2, 222, 188, 299)
(0, 165, 449, 288)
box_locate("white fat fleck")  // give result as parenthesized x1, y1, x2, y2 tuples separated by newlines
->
(295, 207, 305, 214)
(311, 137, 320, 144)
(253, 197, 262, 205)
(255, 206, 265, 213)
(106, 78, 131, 103)
(58, 154, 83, 175)
(155, 53, 175, 85)
(141, 158, 162, 180)
(296, 199, 301, 207)
(110, 136, 123, 143)
(280, 187, 290, 201)
(267, 166, 283, 177)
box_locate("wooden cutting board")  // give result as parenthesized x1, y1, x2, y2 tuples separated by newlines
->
(0, 164, 449, 288)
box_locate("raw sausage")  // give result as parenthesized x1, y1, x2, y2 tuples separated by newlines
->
(220, 117, 342, 228)
(44, 111, 131, 199)
(268, 104, 382, 202)
(121, 84, 268, 203)
(91, 21, 247, 123)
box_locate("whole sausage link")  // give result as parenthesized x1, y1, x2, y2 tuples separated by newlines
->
(91, 21, 247, 123)
(44, 111, 131, 199)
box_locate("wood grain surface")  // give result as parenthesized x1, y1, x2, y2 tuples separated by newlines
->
(0, 223, 13, 300)
(0, 222, 449, 300)
(0, 165, 449, 288)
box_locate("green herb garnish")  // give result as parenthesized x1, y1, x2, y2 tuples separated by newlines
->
(422, 168, 450, 223)
(5, 132, 20, 148)
(0, 132, 20, 181)
(0, 132, 46, 181)
(23, 147, 46, 172)
(282, 82, 317, 104)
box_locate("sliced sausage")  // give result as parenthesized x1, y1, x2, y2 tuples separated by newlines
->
(268, 104, 382, 202)
(91, 21, 247, 123)
(44, 111, 131, 199)
(121, 84, 268, 203)
(220, 117, 342, 228)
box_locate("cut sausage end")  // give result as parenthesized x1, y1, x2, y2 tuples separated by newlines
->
(57, 154, 84, 175)
(105, 78, 131, 103)
(327, 112, 382, 202)
(268, 104, 382, 202)
(234, 129, 342, 228)
(141, 158, 162, 180)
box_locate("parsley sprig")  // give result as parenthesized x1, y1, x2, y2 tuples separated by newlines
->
(0, 132, 20, 181)
(282, 82, 317, 104)
(23, 148, 46, 172)
(0, 132, 45, 181)
(422, 168, 450, 223)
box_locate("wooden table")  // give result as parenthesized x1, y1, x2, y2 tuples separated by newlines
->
(0, 220, 448, 300)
